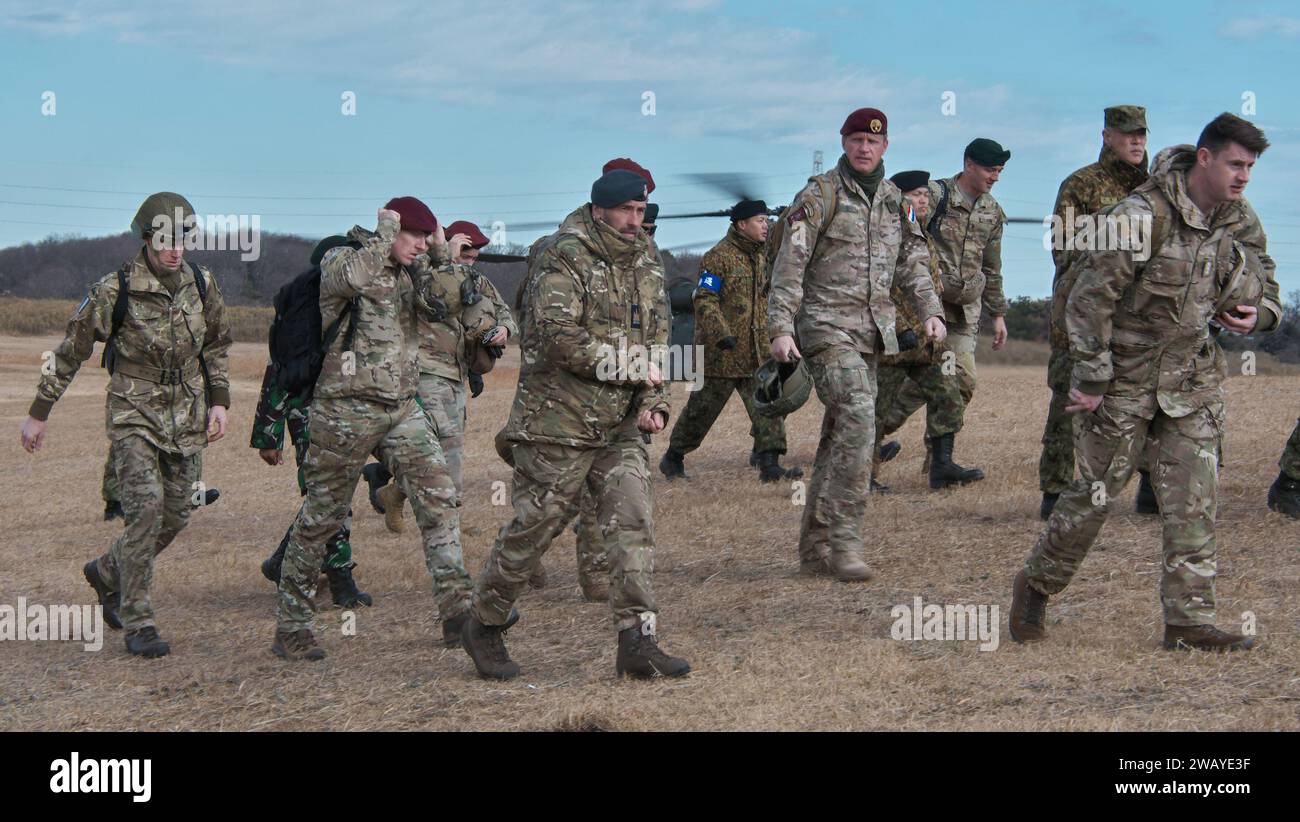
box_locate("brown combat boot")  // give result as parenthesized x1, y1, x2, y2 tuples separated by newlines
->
(461, 615, 520, 680)
(1008, 569, 1048, 643)
(826, 550, 873, 582)
(272, 628, 326, 661)
(1163, 624, 1256, 652)
(377, 485, 406, 534)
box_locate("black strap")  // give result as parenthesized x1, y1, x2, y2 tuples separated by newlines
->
(927, 179, 950, 236)
(100, 264, 131, 370)
(182, 262, 214, 403)
(324, 301, 356, 352)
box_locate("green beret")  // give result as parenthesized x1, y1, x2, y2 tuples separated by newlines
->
(965, 138, 1011, 168)
(591, 169, 649, 208)
(1104, 105, 1147, 133)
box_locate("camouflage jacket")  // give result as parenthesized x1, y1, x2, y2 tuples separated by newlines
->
(314, 217, 452, 405)
(693, 225, 768, 377)
(505, 204, 670, 447)
(249, 363, 312, 493)
(1048, 146, 1149, 347)
(881, 211, 946, 367)
(1066, 144, 1282, 418)
(927, 174, 1009, 324)
(417, 262, 516, 382)
(768, 156, 942, 357)
(29, 248, 232, 456)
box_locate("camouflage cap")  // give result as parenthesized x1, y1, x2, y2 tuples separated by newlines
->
(131, 192, 196, 240)
(1104, 105, 1147, 133)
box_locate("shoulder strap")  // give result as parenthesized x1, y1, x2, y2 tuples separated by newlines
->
(191, 264, 209, 307)
(100, 264, 131, 370)
(814, 175, 838, 234)
(927, 180, 950, 236)
(1136, 188, 1173, 262)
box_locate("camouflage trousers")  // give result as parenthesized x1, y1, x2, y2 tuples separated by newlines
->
(1280, 417, 1300, 481)
(475, 419, 656, 632)
(93, 435, 202, 631)
(881, 320, 976, 436)
(418, 373, 466, 492)
(277, 396, 469, 633)
(1038, 344, 1077, 494)
(494, 429, 606, 587)
(101, 450, 119, 504)
(799, 346, 878, 564)
(875, 356, 965, 441)
(1039, 344, 1157, 494)
(667, 374, 787, 456)
(1024, 398, 1225, 626)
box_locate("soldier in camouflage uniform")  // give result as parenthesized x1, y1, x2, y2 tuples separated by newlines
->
(20, 192, 233, 658)
(1038, 106, 1152, 520)
(872, 170, 979, 491)
(660, 199, 803, 483)
(367, 219, 517, 534)
(1010, 114, 1282, 652)
(767, 108, 945, 582)
(879, 139, 1012, 473)
(271, 198, 474, 661)
(1268, 419, 1300, 517)
(461, 169, 690, 680)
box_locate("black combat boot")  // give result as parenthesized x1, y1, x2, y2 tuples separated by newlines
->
(749, 450, 759, 468)
(757, 451, 801, 483)
(261, 533, 289, 583)
(929, 433, 985, 489)
(362, 463, 390, 514)
(191, 488, 220, 509)
(82, 559, 122, 630)
(870, 478, 890, 493)
(125, 626, 170, 658)
(1267, 473, 1300, 519)
(103, 500, 124, 521)
(658, 450, 688, 480)
(461, 615, 521, 680)
(1040, 492, 1060, 521)
(1135, 470, 1159, 514)
(616, 621, 691, 679)
(879, 440, 901, 464)
(325, 562, 373, 608)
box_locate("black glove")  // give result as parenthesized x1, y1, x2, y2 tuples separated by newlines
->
(717, 336, 738, 351)
(897, 329, 919, 351)
(468, 372, 485, 398)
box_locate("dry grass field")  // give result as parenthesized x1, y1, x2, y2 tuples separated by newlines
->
(1, 333, 1297, 731)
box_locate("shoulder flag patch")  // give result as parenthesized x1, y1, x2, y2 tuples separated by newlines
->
(696, 270, 722, 294)
(907, 204, 916, 223)
(786, 207, 807, 226)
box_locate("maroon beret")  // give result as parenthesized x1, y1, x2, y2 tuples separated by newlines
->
(383, 196, 438, 233)
(602, 158, 656, 194)
(840, 108, 888, 137)
(443, 220, 490, 248)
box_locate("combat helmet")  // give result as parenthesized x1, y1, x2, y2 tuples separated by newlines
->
(130, 192, 197, 243)
(1215, 240, 1266, 316)
(754, 357, 812, 418)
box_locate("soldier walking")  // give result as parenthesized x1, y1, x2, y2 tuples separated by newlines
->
(767, 108, 945, 582)
(1009, 114, 1282, 652)
(660, 199, 803, 483)
(20, 192, 232, 658)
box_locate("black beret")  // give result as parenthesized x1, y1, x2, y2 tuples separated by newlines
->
(964, 138, 1010, 167)
(730, 199, 768, 222)
(591, 169, 649, 208)
(644, 203, 660, 223)
(889, 170, 930, 193)
(311, 235, 351, 267)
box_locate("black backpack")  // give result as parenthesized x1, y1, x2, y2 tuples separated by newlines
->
(102, 261, 212, 399)
(268, 256, 360, 397)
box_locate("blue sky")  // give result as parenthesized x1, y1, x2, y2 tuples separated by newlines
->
(1, 0, 1298, 298)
